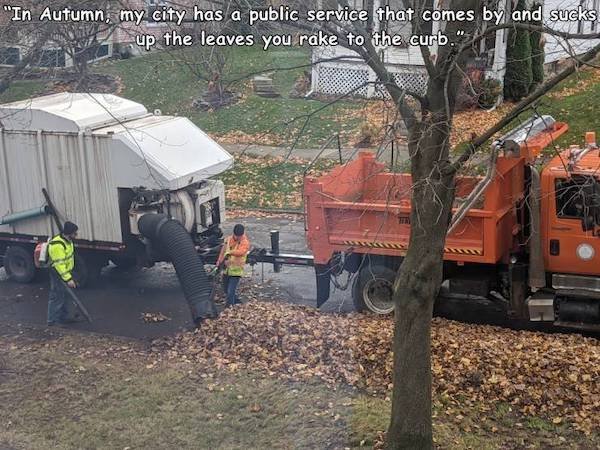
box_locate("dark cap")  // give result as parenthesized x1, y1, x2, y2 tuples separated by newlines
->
(233, 224, 245, 236)
(63, 221, 79, 235)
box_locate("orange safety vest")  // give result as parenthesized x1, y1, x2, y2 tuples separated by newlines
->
(218, 235, 250, 277)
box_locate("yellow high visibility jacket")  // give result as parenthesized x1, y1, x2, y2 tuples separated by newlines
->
(48, 234, 75, 282)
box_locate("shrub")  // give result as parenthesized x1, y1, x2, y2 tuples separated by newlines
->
(478, 78, 502, 109)
(504, 0, 533, 101)
(530, 2, 545, 88)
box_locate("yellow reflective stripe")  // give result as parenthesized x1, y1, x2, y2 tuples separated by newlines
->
(343, 240, 483, 256)
(51, 257, 69, 264)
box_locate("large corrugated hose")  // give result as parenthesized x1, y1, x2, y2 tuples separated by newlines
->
(138, 213, 217, 325)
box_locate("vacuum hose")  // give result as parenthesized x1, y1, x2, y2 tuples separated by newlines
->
(138, 213, 217, 324)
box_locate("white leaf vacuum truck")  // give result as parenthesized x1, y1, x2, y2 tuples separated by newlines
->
(0, 93, 233, 323)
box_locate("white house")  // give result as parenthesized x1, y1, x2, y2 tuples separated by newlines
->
(544, 0, 600, 63)
(310, 0, 600, 98)
(0, 0, 206, 69)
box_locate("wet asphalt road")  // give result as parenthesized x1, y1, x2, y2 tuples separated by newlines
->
(0, 216, 351, 340)
(1, 215, 561, 340)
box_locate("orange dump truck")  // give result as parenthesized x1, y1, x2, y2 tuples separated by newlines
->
(305, 115, 600, 332)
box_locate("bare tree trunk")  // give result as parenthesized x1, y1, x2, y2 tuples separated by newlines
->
(387, 255, 436, 448)
(387, 167, 455, 449)
(75, 58, 89, 90)
(385, 74, 458, 446)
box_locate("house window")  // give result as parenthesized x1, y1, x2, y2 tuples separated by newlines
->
(0, 47, 20, 66)
(35, 49, 66, 68)
(74, 43, 110, 65)
(147, 0, 168, 24)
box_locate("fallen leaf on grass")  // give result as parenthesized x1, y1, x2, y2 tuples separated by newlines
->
(151, 290, 600, 434)
(249, 403, 262, 413)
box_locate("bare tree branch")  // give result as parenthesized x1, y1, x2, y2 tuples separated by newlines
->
(449, 42, 600, 173)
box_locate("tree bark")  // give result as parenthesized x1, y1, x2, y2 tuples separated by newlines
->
(385, 122, 456, 448)
(384, 1, 472, 439)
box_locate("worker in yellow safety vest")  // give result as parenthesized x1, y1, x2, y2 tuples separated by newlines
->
(47, 221, 79, 326)
(216, 224, 250, 307)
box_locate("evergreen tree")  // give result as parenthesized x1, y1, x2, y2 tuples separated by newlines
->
(530, 2, 545, 88)
(504, 0, 533, 101)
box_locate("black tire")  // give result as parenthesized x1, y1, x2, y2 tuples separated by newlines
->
(4, 245, 37, 283)
(73, 254, 104, 288)
(352, 264, 396, 315)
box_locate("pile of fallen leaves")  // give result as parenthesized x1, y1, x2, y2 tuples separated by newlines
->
(226, 209, 304, 220)
(214, 130, 285, 146)
(451, 102, 516, 148)
(153, 300, 600, 434)
(334, 98, 521, 151)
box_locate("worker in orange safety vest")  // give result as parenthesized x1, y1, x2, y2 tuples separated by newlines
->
(216, 224, 251, 307)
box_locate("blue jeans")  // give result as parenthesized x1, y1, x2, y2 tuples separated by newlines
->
(224, 275, 241, 306)
(48, 271, 69, 324)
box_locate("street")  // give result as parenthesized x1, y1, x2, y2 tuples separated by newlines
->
(0, 216, 353, 339)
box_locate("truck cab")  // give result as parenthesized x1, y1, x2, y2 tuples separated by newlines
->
(537, 135, 600, 328)
(542, 152, 600, 276)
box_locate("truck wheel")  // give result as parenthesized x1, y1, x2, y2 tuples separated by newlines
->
(74, 254, 103, 288)
(4, 245, 37, 283)
(353, 264, 396, 315)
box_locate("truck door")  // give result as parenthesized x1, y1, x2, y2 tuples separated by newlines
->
(545, 175, 600, 276)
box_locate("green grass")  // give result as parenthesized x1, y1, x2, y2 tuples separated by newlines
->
(0, 80, 44, 103)
(219, 155, 335, 209)
(97, 46, 362, 147)
(537, 69, 600, 148)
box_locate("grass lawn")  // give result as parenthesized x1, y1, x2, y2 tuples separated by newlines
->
(0, 80, 45, 104)
(97, 46, 363, 148)
(219, 155, 335, 210)
(538, 68, 600, 148)
(1, 326, 596, 449)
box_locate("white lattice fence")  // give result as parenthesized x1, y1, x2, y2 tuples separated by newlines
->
(315, 64, 429, 98)
(393, 71, 428, 95)
(316, 66, 369, 97)
(372, 71, 429, 98)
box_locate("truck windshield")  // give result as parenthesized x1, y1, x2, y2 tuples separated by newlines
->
(555, 177, 598, 219)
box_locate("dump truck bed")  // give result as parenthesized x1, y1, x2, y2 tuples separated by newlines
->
(304, 119, 569, 266)
(304, 152, 526, 265)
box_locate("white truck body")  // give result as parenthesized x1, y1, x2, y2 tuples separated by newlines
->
(0, 93, 233, 244)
